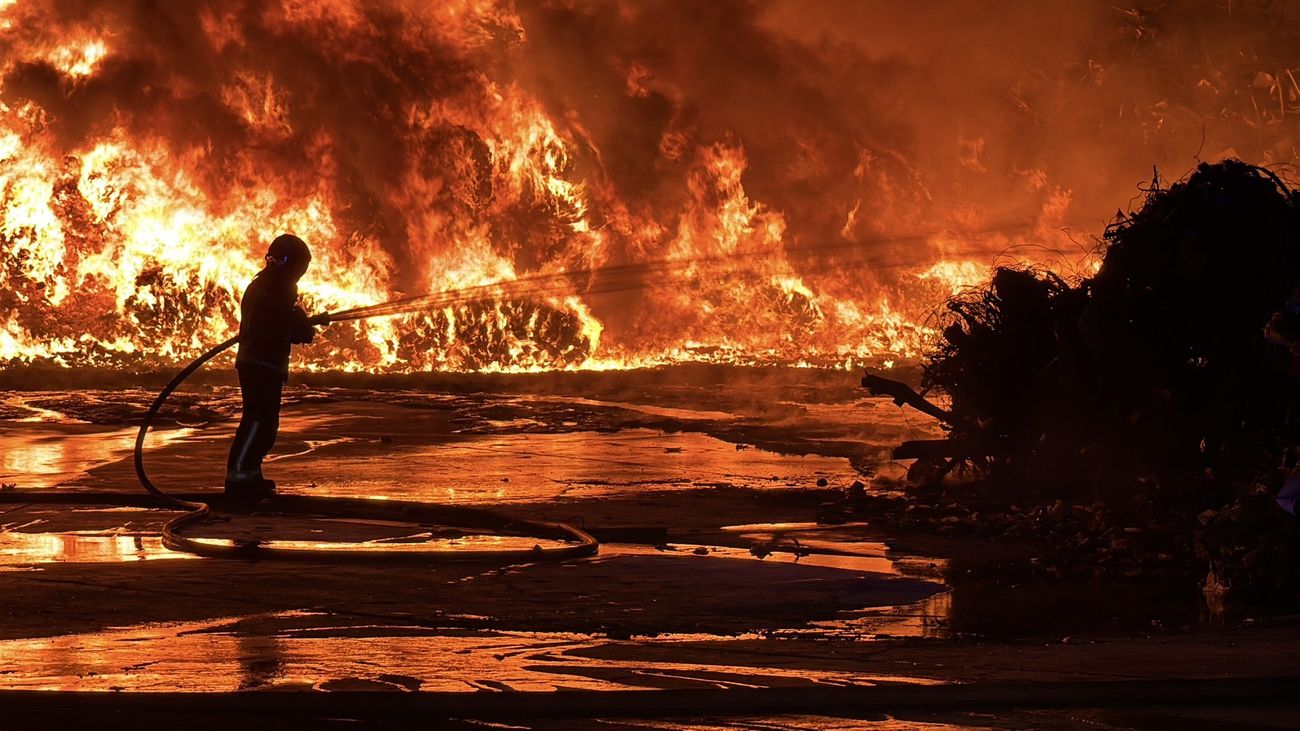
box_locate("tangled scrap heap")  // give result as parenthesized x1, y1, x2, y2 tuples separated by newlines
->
(912, 161, 1299, 604)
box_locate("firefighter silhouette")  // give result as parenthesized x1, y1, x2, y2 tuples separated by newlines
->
(225, 234, 316, 501)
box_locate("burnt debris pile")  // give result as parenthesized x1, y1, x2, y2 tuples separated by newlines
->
(873, 161, 1300, 605)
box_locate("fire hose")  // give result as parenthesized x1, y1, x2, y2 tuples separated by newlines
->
(132, 322, 599, 563)
(120, 217, 1078, 562)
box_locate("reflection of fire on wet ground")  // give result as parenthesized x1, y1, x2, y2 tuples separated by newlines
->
(0, 511, 952, 691)
(0, 380, 956, 693)
(3, 385, 1291, 731)
(0, 529, 196, 566)
(0, 610, 949, 693)
(0, 423, 194, 490)
(0, 379, 939, 501)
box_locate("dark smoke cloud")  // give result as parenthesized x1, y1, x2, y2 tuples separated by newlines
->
(516, 0, 1300, 247)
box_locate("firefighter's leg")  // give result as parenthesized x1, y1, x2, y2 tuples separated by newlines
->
(244, 383, 282, 476)
(225, 366, 282, 499)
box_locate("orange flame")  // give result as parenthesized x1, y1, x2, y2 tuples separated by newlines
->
(0, 1, 1269, 372)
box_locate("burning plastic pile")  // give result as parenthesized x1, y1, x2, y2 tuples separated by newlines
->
(894, 161, 1300, 606)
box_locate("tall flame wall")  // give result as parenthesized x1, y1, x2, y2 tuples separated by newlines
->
(1, 0, 1297, 371)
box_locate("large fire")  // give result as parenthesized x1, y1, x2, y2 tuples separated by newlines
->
(1, 1, 1296, 371)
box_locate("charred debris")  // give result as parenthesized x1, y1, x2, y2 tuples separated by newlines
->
(857, 160, 1300, 608)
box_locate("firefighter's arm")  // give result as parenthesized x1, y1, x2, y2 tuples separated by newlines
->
(289, 305, 315, 344)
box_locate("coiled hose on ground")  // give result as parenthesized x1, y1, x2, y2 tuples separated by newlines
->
(133, 334, 598, 563)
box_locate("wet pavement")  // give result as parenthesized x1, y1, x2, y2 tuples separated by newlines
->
(0, 611, 944, 693)
(0, 369, 1296, 727)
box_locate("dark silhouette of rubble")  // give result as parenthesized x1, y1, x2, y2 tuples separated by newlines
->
(871, 161, 1300, 606)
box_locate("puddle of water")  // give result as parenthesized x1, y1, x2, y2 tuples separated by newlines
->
(186, 533, 579, 553)
(0, 531, 198, 564)
(484, 417, 542, 428)
(0, 612, 944, 692)
(632, 544, 898, 576)
(808, 591, 955, 640)
(0, 425, 194, 489)
(277, 429, 850, 504)
(716, 523, 951, 579)
(541, 396, 741, 422)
